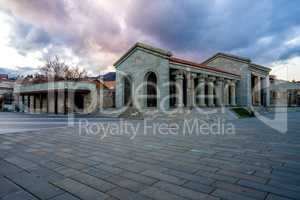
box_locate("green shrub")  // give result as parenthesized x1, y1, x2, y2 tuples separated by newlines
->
(231, 107, 255, 118)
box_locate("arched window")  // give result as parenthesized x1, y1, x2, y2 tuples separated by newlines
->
(145, 72, 157, 107)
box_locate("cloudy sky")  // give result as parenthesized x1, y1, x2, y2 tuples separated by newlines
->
(0, 0, 299, 80)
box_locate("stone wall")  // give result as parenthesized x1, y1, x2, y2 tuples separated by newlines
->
(115, 49, 170, 111)
(205, 57, 252, 106)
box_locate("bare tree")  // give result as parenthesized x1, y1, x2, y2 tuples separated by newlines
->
(40, 56, 87, 80)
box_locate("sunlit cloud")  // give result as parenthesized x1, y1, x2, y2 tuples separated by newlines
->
(0, 0, 299, 79)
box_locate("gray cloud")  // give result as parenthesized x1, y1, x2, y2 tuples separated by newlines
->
(0, 0, 300, 71)
(127, 0, 300, 63)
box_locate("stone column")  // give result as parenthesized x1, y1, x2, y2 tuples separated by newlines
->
(39, 94, 43, 113)
(68, 91, 75, 113)
(33, 94, 36, 113)
(223, 80, 230, 106)
(254, 76, 261, 106)
(215, 78, 224, 106)
(207, 76, 215, 107)
(48, 91, 55, 113)
(57, 91, 65, 114)
(42, 94, 48, 113)
(21, 95, 25, 112)
(196, 74, 206, 107)
(187, 72, 196, 108)
(257, 76, 261, 106)
(175, 73, 184, 108)
(35, 94, 40, 113)
(26, 95, 30, 112)
(30, 95, 34, 113)
(230, 80, 237, 106)
(264, 75, 270, 107)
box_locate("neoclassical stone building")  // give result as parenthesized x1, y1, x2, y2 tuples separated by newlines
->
(115, 43, 271, 111)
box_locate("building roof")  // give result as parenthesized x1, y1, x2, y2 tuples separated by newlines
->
(98, 72, 116, 81)
(103, 80, 115, 90)
(16, 78, 109, 90)
(249, 63, 272, 72)
(114, 42, 272, 77)
(169, 57, 240, 76)
(203, 52, 271, 72)
(114, 42, 172, 66)
(203, 52, 251, 64)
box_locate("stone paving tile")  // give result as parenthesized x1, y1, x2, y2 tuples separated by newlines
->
(2, 113, 300, 200)
(113, 178, 147, 192)
(5, 171, 65, 200)
(120, 171, 158, 185)
(99, 174, 148, 192)
(238, 179, 300, 200)
(182, 181, 215, 194)
(56, 168, 81, 177)
(216, 169, 268, 184)
(69, 171, 117, 192)
(93, 163, 124, 174)
(82, 167, 114, 179)
(212, 189, 256, 200)
(268, 179, 300, 192)
(52, 178, 109, 200)
(49, 193, 80, 200)
(116, 162, 151, 173)
(195, 170, 238, 184)
(212, 181, 267, 199)
(43, 161, 65, 170)
(29, 167, 65, 182)
(162, 169, 215, 185)
(108, 187, 151, 200)
(0, 177, 21, 198)
(1, 190, 38, 200)
(153, 181, 219, 200)
(139, 187, 187, 200)
(0, 159, 24, 176)
(4, 156, 39, 170)
(158, 161, 200, 174)
(265, 194, 294, 200)
(141, 170, 187, 185)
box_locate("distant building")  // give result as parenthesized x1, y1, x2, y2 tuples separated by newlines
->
(0, 74, 9, 80)
(270, 76, 300, 107)
(13, 76, 115, 114)
(0, 75, 14, 111)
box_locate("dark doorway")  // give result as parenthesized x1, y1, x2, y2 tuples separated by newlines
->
(183, 74, 187, 107)
(228, 85, 232, 105)
(54, 91, 58, 114)
(75, 93, 84, 111)
(169, 70, 176, 108)
(205, 84, 208, 105)
(124, 76, 132, 106)
(251, 75, 255, 105)
(146, 72, 157, 107)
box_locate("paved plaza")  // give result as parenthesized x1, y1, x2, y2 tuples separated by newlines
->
(0, 112, 300, 200)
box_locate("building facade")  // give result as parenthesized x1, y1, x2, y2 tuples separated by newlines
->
(13, 80, 114, 114)
(270, 76, 300, 107)
(115, 43, 271, 111)
(0, 76, 14, 111)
